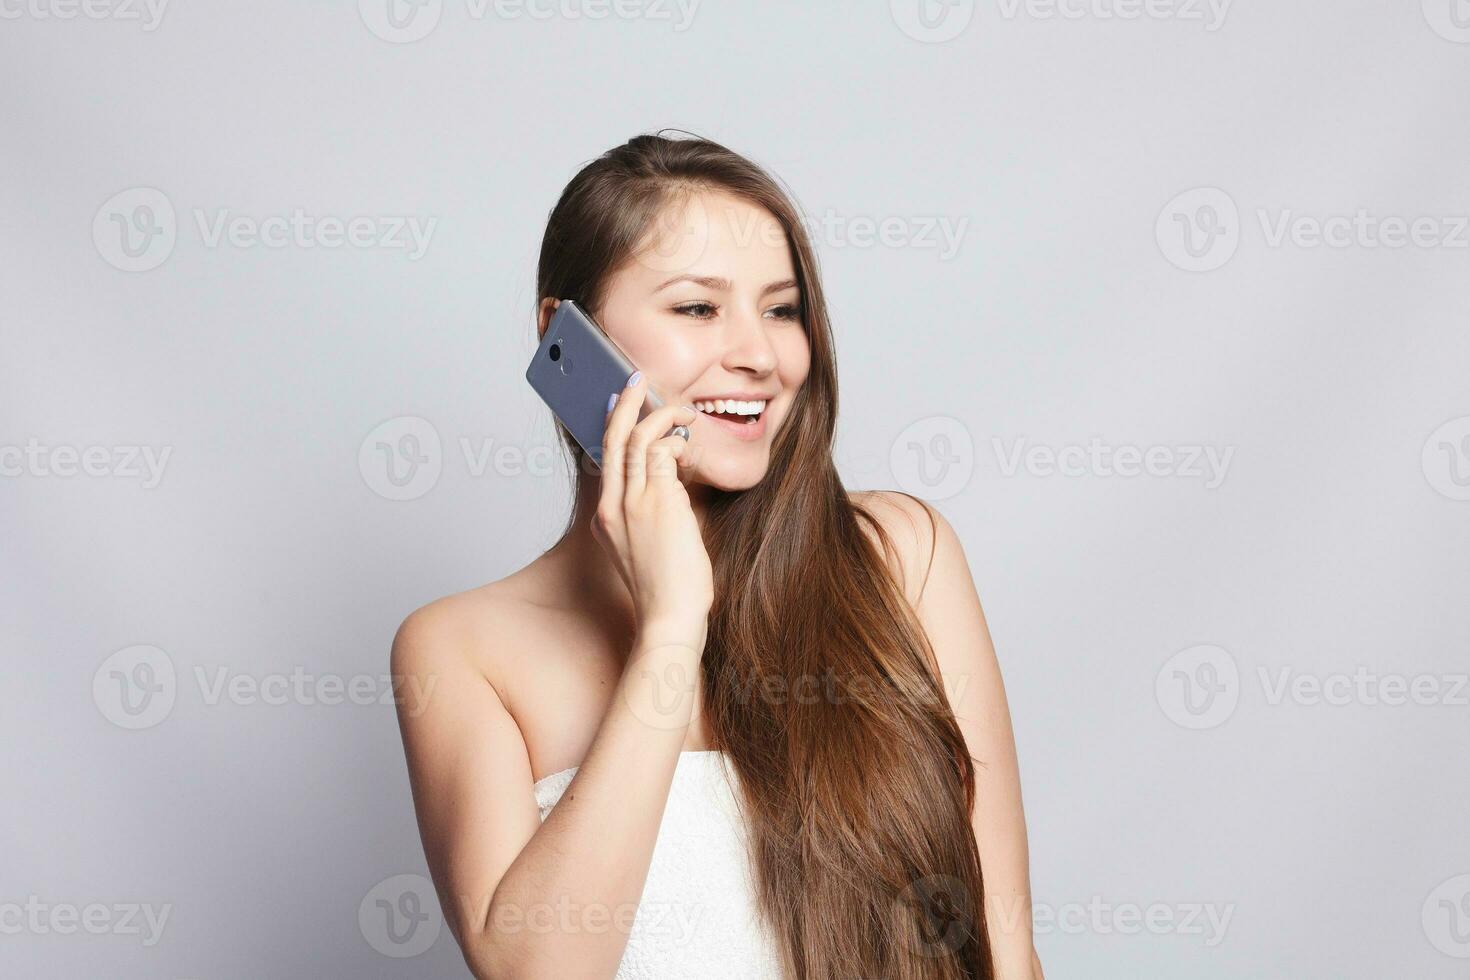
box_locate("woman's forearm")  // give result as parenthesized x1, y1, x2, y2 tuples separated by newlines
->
(464, 622, 706, 979)
(988, 936, 1044, 980)
(986, 886, 1042, 980)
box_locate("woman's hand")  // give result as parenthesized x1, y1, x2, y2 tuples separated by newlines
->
(592, 372, 711, 635)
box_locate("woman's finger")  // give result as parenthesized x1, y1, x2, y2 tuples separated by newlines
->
(625, 400, 698, 499)
(644, 433, 694, 486)
(598, 371, 648, 521)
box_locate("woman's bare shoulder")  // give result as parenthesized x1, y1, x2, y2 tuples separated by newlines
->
(389, 562, 558, 689)
(851, 488, 948, 609)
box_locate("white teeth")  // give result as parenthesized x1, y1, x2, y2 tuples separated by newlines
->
(696, 399, 766, 416)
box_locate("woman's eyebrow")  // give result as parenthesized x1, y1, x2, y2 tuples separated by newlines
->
(654, 274, 799, 296)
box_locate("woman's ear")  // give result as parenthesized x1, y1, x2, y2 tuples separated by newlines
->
(536, 297, 561, 341)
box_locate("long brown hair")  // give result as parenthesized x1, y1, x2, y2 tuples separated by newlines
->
(534, 131, 994, 979)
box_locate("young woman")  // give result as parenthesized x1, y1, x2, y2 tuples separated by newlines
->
(393, 132, 1043, 980)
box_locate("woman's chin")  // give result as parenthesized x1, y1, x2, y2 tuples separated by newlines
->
(688, 451, 771, 492)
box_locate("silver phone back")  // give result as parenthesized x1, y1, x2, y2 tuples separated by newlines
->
(524, 300, 663, 469)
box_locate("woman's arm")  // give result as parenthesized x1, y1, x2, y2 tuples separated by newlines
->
(861, 491, 1045, 980)
(391, 595, 706, 979)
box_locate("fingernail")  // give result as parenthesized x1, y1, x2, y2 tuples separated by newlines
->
(626, 371, 642, 388)
(682, 404, 699, 415)
(607, 392, 618, 412)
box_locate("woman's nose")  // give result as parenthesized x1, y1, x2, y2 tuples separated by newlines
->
(720, 310, 778, 374)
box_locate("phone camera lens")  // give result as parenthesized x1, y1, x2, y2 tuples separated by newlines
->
(549, 343, 561, 362)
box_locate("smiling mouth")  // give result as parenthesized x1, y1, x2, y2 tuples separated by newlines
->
(705, 411, 759, 424)
(690, 400, 770, 441)
(693, 399, 766, 425)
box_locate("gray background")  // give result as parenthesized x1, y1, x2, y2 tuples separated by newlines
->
(3, 1, 1468, 977)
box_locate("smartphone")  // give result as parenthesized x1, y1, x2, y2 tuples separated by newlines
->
(525, 299, 666, 469)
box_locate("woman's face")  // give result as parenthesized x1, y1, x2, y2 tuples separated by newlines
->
(588, 189, 812, 491)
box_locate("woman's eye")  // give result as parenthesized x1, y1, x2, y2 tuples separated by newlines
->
(673, 302, 801, 321)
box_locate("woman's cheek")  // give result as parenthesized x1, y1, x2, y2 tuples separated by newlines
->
(780, 336, 812, 388)
(620, 326, 702, 384)
(650, 338, 708, 387)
